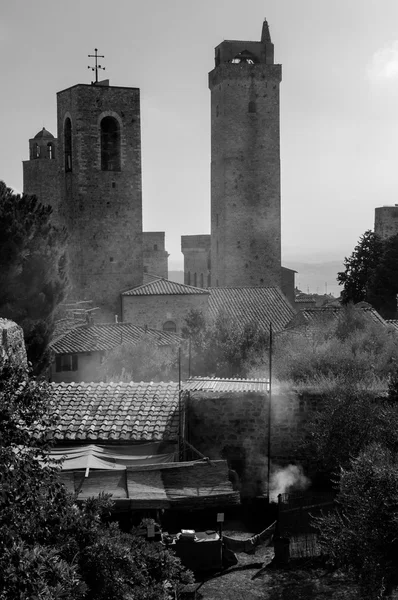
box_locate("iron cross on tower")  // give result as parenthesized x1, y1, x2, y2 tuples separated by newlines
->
(88, 48, 105, 84)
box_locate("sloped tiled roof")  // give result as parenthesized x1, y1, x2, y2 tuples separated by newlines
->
(122, 277, 209, 296)
(207, 287, 295, 333)
(183, 377, 269, 394)
(285, 306, 389, 330)
(47, 381, 180, 442)
(50, 323, 181, 355)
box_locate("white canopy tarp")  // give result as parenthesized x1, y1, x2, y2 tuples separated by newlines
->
(49, 443, 176, 471)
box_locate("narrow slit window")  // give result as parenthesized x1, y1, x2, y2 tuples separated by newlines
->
(101, 116, 121, 171)
(64, 118, 72, 172)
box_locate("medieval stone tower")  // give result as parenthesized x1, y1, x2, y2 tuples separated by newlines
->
(209, 19, 282, 288)
(23, 128, 59, 219)
(375, 206, 398, 240)
(56, 82, 143, 318)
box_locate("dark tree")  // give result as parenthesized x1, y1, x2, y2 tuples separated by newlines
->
(337, 230, 383, 306)
(0, 181, 69, 373)
(367, 233, 398, 319)
(181, 308, 269, 378)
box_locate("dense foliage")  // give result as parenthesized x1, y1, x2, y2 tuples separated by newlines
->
(0, 360, 192, 599)
(272, 304, 398, 387)
(338, 229, 398, 318)
(0, 181, 69, 373)
(315, 444, 398, 599)
(181, 308, 269, 378)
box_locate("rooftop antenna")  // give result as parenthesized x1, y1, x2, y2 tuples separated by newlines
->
(88, 48, 105, 84)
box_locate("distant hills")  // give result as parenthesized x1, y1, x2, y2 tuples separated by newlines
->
(169, 261, 344, 298)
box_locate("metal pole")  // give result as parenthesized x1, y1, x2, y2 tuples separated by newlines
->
(188, 337, 192, 379)
(267, 322, 273, 502)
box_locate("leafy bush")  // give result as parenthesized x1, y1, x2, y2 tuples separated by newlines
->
(182, 308, 269, 378)
(273, 305, 398, 386)
(315, 443, 398, 599)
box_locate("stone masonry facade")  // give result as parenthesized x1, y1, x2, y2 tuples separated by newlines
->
(187, 389, 320, 498)
(57, 83, 144, 319)
(374, 206, 398, 240)
(181, 235, 211, 288)
(143, 232, 169, 278)
(122, 293, 208, 333)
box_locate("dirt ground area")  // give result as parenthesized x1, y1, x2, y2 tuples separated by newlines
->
(193, 521, 359, 600)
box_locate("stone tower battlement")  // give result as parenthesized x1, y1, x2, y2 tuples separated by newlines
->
(209, 19, 282, 288)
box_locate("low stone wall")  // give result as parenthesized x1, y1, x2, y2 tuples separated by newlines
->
(0, 318, 27, 367)
(186, 388, 322, 498)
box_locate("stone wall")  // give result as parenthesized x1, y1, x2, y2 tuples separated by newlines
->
(143, 232, 169, 278)
(122, 293, 209, 333)
(0, 319, 27, 367)
(374, 206, 398, 240)
(186, 388, 320, 498)
(181, 235, 211, 288)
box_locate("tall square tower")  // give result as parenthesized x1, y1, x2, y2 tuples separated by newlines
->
(57, 82, 143, 318)
(209, 20, 282, 288)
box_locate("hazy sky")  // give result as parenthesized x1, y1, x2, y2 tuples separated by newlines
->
(2, 0, 398, 277)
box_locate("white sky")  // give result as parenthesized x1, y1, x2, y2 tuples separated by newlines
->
(2, 0, 398, 272)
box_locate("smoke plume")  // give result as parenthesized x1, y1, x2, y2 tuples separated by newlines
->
(269, 464, 310, 502)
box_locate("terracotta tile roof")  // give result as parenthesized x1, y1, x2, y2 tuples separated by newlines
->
(285, 306, 388, 330)
(208, 287, 295, 333)
(183, 377, 269, 394)
(122, 277, 209, 296)
(60, 459, 240, 509)
(50, 323, 181, 354)
(47, 381, 180, 442)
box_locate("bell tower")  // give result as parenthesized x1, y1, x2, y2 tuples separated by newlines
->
(57, 81, 143, 319)
(209, 19, 282, 288)
(23, 128, 60, 219)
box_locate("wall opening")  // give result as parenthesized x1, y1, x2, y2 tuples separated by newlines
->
(101, 116, 121, 171)
(47, 142, 54, 159)
(64, 117, 72, 172)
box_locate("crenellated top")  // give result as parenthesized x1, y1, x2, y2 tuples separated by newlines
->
(213, 18, 275, 68)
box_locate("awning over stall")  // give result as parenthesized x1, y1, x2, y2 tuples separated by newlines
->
(60, 459, 240, 510)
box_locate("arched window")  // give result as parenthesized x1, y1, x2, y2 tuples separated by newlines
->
(187, 271, 191, 285)
(193, 272, 197, 287)
(248, 101, 256, 113)
(64, 118, 72, 172)
(207, 274, 211, 287)
(101, 116, 121, 171)
(163, 321, 176, 333)
(34, 143, 40, 158)
(47, 142, 54, 159)
(154, 244, 158, 251)
(200, 273, 204, 288)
